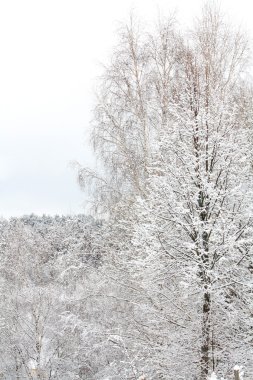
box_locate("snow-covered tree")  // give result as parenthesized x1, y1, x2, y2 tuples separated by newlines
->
(0, 215, 107, 379)
(79, 4, 253, 379)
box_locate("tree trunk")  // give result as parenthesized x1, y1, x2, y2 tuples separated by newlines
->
(234, 368, 240, 380)
(200, 285, 211, 379)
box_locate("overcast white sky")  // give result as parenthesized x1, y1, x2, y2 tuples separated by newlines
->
(0, 0, 252, 217)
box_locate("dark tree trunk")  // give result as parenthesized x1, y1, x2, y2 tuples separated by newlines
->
(200, 283, 211, 379)
(198, 189, 211, 379)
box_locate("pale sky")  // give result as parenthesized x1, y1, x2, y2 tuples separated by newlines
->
(0, 0, 252, 217)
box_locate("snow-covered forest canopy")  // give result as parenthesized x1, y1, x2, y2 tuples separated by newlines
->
(1, 3, 253, 380)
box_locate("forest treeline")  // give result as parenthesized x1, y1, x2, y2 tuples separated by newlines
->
(0, 215, 106, 379)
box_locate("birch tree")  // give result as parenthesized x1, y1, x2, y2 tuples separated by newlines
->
(80, 4, 253, 379)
